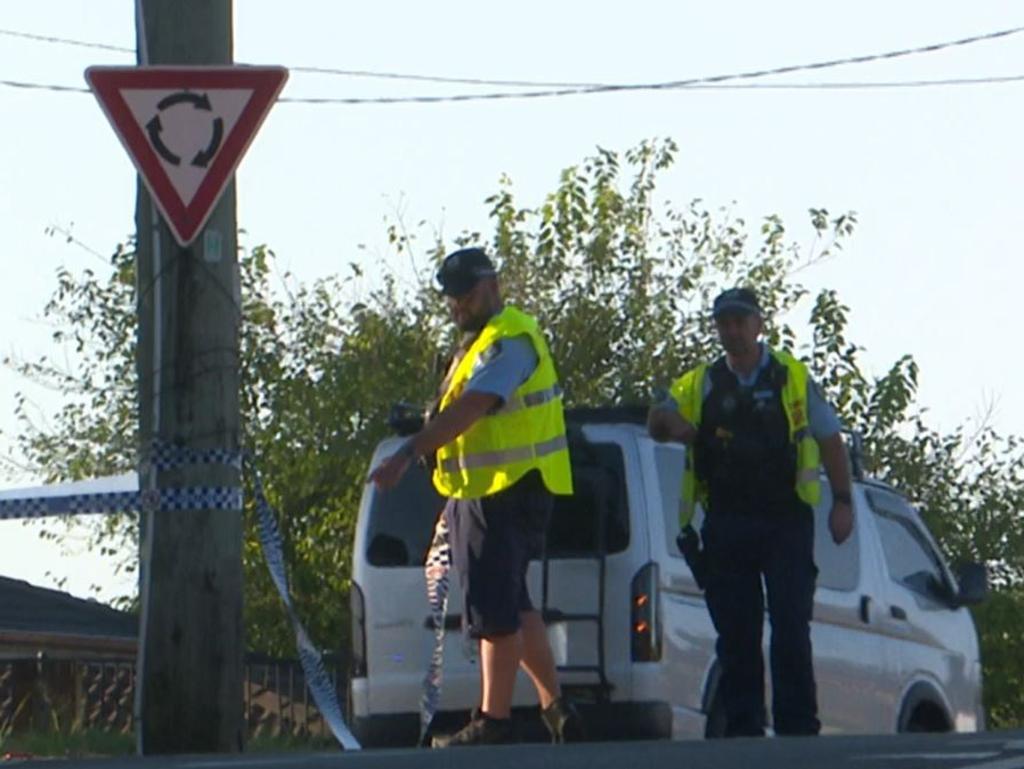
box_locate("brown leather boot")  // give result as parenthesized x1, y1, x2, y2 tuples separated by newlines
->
(431, 710, 515, 748)
(540, 697, 587, 743)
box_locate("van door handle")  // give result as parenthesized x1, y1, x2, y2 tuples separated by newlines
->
(890, 605, 907, 620)
(859, 595, 871, 623)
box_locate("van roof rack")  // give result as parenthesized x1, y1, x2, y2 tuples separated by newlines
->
(564, 405, 648, 426)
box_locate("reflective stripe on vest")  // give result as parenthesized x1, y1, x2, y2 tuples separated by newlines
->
(494, 384, 563, 416)
(797, 468, 820, 484)
(439, 434, 568, 474)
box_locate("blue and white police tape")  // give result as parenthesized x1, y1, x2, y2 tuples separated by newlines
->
(148, 442, 362, 749)
(250, 469, 360, 750)
(0, 441, 361, 751)
(146, 440, 243, 472)
(146, 442, 361, 750)
(0, 486, 241, 519)
(421, 508, 453, 744)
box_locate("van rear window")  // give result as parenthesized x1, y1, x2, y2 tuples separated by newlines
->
(365, 464, 446, 567)
(364, 438, 630, 567)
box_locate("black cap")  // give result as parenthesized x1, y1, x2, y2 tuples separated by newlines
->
(712, 287, 762, 318)
(436, 247, 497, 297)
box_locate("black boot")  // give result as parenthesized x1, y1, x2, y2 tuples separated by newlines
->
(541, 697, 587, 743)
(431, 710, 516, 748)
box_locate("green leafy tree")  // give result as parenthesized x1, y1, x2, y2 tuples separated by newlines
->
(5, 139, 1022, 726)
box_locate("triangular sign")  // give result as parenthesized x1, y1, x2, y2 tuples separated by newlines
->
(85, 66, 288, 246)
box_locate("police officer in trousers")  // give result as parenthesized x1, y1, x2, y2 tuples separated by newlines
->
(371, 247, 584, 746)
(648, 287, 854, 737)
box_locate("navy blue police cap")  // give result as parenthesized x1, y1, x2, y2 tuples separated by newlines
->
(436, 247, 498, 297)
(712, 287, 762, 318)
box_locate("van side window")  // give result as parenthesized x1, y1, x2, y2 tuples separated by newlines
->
(547, 440, 630, 557)
(866, 489, 948, 600)
(653, 445, 687, 558)
(813, 485, 861, 591)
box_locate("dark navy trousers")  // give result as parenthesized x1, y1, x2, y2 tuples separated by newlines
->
(701, 508, 821, 737)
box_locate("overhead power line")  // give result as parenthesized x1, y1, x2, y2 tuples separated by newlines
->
(3, 23, 1024, 91)
(2, 24, 1024, 103)
(0, 78, 88, 93)
(0, 27, 594, 86)
(7, 73, 1024, 103)
(0, 27, 132, 54)
(0, 27, 602, 86)
(289, 65, 606, 89)
(276, 74, 1024, 102)
(700, 74, 1024, 89)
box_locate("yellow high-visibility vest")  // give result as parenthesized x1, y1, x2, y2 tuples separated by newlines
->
(433, 306, 573, 499)
(671, 348, 821, 526)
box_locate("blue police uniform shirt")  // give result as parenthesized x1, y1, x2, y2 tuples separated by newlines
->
(465, 335, 539, 404)
(662, 343, 841, 440)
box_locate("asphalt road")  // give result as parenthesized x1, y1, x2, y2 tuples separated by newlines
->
(13, 730, 1024, 769)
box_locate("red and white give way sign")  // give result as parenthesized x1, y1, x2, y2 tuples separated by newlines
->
(86, 66, 288, 246)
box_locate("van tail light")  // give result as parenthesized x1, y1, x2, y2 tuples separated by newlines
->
(631, 561, 661, 662)
(351, 580, 367, 677)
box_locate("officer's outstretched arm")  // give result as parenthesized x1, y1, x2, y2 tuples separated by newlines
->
(647, 406, 697, 445)
(369, 391, 499, 491)
(409, 391, 500, 457)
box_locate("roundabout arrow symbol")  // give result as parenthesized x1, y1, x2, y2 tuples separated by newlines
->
(145, 114, 181, 166)
(192, 117, 223, 168)
(145, 90, 223, 168)
(157, 91, 212, 111)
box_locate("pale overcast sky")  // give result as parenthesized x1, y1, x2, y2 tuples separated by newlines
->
(1, 1, 1022, 601)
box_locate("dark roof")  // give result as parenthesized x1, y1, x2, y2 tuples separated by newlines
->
(565, 405, 649, 425)
(0, 575, 137, 639)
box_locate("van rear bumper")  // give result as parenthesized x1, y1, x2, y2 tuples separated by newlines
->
(353, 701, 673, 748)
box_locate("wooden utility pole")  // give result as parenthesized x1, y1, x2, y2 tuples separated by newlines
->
(134, 0, 244, 754)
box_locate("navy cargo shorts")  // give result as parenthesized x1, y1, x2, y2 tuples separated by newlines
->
(444, 469, 552, 639)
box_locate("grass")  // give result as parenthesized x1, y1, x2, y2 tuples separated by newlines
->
(2, 730, 134, 758)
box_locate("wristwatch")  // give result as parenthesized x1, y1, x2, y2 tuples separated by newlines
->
(833, 490, 852, 505)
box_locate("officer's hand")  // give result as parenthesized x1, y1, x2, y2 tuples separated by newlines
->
(676, 524, 700, 555)
(368, 449, 412, 491)
(828, 500, 854, 545)
(673, 417, 698, 445)
(676, 525, 708, 589)
(647, 409, 697, 444)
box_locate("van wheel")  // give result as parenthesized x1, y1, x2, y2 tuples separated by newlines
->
(902, 702, 950, 733)
(898, 683, 951, 733)
(704, 691, 727, 739)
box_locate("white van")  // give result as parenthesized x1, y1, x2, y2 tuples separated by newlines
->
(348, 407, 987, 746)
